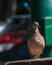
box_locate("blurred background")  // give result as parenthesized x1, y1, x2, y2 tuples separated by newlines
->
(0, 0, 52, 63)
(0, 0, 31, 62)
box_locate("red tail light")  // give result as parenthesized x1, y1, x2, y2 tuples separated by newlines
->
(11, 38, 23, 45)
(14, 38, 23, 44)
(4, 36, 10, 42)
(0, 37, 3, 42)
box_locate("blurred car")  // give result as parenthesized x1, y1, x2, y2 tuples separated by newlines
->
(0, 16, 31, 61)
(0, 16, 30, 52)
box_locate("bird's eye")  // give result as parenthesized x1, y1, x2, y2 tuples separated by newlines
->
(34, 27, 36, 30)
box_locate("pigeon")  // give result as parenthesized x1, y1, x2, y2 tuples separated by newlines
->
(28, 22, 45, 59)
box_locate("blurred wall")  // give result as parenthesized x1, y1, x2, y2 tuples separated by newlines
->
(0, 0, 17, 20)
(31, 0, 52, 21)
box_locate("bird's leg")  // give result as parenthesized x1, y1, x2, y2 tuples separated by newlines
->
(33, 54, 40, 59)
(32, 55, 38, 59)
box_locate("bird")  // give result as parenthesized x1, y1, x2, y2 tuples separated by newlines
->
(28, 22, 45, 59)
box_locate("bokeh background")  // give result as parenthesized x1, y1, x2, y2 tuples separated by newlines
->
(0, 0, 52, 63)
(0, 0, 31, 62)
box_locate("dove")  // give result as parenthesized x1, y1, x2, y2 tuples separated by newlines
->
(28, 22, 45, 59)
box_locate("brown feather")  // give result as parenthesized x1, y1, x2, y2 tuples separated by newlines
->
(28, 24, 45, 59)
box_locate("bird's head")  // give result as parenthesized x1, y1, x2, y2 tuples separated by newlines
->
(32, 22, 40, 30)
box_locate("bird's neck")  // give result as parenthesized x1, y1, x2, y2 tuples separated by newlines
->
(35, 28, 39, 32)
(34, 28, 40, 34)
